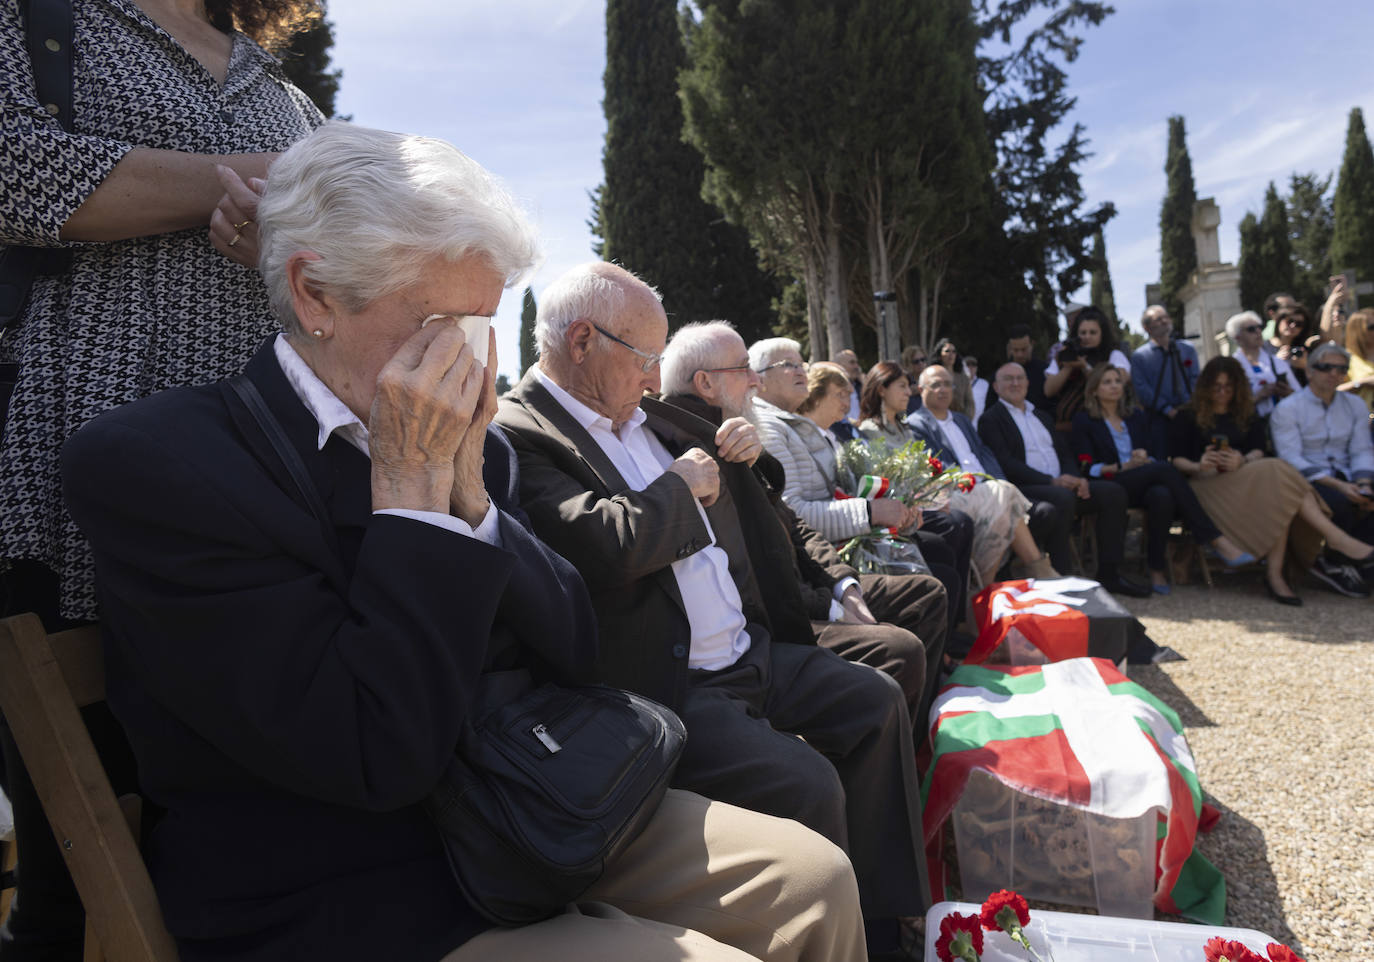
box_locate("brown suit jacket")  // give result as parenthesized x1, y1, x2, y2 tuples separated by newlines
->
(494, 370, 773, 711)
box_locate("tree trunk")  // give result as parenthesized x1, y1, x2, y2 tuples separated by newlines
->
(868, 210, 900, 361)
(823, 226, 851, 357)
(802, 254, 827, 361)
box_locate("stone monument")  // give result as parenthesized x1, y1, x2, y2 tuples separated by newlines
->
(1176, 198, 1241, 361)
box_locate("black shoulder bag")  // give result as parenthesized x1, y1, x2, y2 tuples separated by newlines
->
(225, 374, 688, 926)
(2, 0, 76, 423)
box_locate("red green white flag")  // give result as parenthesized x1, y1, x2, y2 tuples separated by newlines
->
(922, 658, 1225, 923)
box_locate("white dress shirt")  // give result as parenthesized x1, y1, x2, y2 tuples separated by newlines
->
(930, 410, 986, 474)
(273, 334, 501, 545)
(1000, 398, 1060, 478)
(533, 368, 751, 671)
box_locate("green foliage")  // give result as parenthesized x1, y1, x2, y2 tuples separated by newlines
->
(494, 373, 512, 396)
(1239, 183, 1295, 314)
(277, 13, 342, 118)
(1159, 115, 1198, 325)
(518, 286, 537, 377)
(1089, 227, 1121, 337)
(595, 0, 777, 343)
(1285, 171, 1334, 311)
(1331, 107, 1374, 306)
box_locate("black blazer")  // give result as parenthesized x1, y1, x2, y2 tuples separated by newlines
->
(1070, 409, 1152, 474)
(977, 401, 1077, 486)
(62, 338, 598, 962)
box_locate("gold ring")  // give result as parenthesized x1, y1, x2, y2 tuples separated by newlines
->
(232, 219, 252, 231)
(228, 231, 242, 248)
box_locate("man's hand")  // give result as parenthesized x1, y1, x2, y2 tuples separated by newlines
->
(449, 327, 498, 526)
(838, 584, 878, 624)
(209, 165, 267, 267)
(1055, 473, 1090, 498)
(870, 497, 910, 529)
(714, 417, 762, 465)
(369, 318, 484, 515)
(669, 447, 721, 507)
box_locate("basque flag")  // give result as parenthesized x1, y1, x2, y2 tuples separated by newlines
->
(965, 577, 1146, 666)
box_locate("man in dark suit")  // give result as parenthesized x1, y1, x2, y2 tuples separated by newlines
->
(494, 262, 929, 946)
(657, 320, 949, 726)
(979, 363, 1148, 597)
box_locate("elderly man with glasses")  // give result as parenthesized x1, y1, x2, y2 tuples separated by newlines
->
(1131, 305, 1200, 458)
(1271, 341, 1374, 594)
(495, 263, 932, 957)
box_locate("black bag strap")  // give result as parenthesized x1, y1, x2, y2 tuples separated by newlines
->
(226, 374, 340, 559)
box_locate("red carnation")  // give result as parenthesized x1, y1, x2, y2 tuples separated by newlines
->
(1077, 453, 1091, 462)
(1203, 937, 1264, 962)
(929, 456, 944, 475)
(934, 912, 983, 962)
(1265, 945, 1305, 962)
(1184, 358, 1195, 367)
(980, 890, 1031, 948)
(957, 473, 976, 492)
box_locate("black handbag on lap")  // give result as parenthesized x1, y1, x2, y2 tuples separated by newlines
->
(225, 375, 688, 927)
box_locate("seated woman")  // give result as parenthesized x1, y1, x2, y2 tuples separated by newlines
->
(1227, 310, 1299, 417)
(1339, 309, 1374, 422)
(59, 123, 863, 962)
(1043, 306, 1131, 430)
(1170, 356, 1374, 604)
(909, 365, 1058, 585)
(857, 360, 916, 443)
(1267, 304, 1313, 386)
(1071, 365, 1255, 594)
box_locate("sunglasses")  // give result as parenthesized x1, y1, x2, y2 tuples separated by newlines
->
(1310, 362, 1349, 374)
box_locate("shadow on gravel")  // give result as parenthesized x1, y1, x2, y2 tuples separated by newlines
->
(1182, 794, 1304, 956)
(1127, 664, 1216, 727)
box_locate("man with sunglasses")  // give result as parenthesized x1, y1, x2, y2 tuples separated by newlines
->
(1271, 342, 1374, 596)
(496, 263, 931, 957)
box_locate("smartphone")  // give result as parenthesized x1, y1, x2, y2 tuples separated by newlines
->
(1210, 435, 1230, 451)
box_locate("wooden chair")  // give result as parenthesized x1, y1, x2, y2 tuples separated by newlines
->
(0, 613, 178, 962)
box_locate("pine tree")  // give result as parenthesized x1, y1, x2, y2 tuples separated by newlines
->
(1331, 107, 1374, 306)
(518, 286, 537, 377)
(1159, 116, 1198, 326)
(596, 0, 777, 342)
(1089, 227, 1123, 340)
(1285, 171, 1334, 310)
(277, 12, 342, 118)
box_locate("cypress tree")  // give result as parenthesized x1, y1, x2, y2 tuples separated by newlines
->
(1159, 116, 1198, 326)
(1238, 212, 1265, 313)
(1331, 107, 1374, 305)
(1238, 184, 1294, 312)
(1285, 172, 1334, 311)
(1089, 227, 1123, 340)
(596, 0, 776, 341)
(277, 12, 342, 118)
(518, 286, 537, 377)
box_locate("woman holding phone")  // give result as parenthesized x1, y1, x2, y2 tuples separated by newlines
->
(1169, 356, 1374, 604)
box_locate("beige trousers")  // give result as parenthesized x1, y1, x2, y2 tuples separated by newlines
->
(441, 789, 867, 962)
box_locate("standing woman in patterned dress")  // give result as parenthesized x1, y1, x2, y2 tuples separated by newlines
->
(0, 0, 323, 955)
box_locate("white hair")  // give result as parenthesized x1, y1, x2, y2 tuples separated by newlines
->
(257, 121, 540, 334)
(1308, 341, 1350, 365)
(660, 321, 739, 396)
(748, 337, 801, 371)
(1224, 310, 1264, 341)
(535, 262, 661, 359)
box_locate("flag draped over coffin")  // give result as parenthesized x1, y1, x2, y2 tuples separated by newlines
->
(965, 577, 1145, 665)
(921, 658, 1225, 924)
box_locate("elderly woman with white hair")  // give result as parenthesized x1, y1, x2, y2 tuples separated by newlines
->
(1227, 310, 1299, 417)
(57, 123, 864, 962)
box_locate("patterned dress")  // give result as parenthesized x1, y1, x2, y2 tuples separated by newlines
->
(0, 0, 323, 617)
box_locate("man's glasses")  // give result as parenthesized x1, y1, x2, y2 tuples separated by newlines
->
(698, 363, 753, 375)
(590, 322, 662, 373)
(756, 360, 805, 374)
(1310, 362, 1350, 374)
(1241, 326, 1262, 335)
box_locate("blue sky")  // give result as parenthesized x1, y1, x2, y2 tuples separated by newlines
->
(325, 0, 1374, 378)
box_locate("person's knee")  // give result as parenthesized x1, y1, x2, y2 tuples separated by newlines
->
(1144, 484, 1173, 513)
(766, 815, 861, 910)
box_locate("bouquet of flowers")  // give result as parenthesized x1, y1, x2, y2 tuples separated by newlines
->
(833, 436, 976, 575)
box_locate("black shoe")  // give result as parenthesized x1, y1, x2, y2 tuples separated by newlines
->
(1310, 557, 1370, 598)
(1099, 574, 1152, 598)
(1264, 579, 1303, 607)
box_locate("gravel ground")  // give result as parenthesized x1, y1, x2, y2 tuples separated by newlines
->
(945, 566, 1373, 961)
(1117, 570, 1374, 962)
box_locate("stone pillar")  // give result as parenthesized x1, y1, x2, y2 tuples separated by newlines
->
(1177, 198, 1242, 362)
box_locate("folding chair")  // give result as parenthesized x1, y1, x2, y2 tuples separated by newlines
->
(0, 613, 178, 962)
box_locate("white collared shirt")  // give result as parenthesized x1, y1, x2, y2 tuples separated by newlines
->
(999, 398, 1060, 478)
(930, 410, 986, 473)
(533, 368, 750, 671)
(272, 334, 500, 545)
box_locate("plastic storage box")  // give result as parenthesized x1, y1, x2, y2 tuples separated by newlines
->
(951, 769, 1157, 919)
(926, 901, 1276, 962)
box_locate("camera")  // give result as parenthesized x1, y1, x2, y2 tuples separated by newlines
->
(1057, 338, 1082, 364)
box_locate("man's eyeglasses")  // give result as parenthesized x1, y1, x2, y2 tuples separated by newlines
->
(590, 322, 662, 373)
(1240, 325, 1262, 335)
(698, 364, 753, 375)
(756, 360, 805, 374)
(1310, 361, 1350, 374)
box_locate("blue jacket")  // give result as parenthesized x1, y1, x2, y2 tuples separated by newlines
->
(907, 407, 1006, 480)
(1130, 339, 1199, 416)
